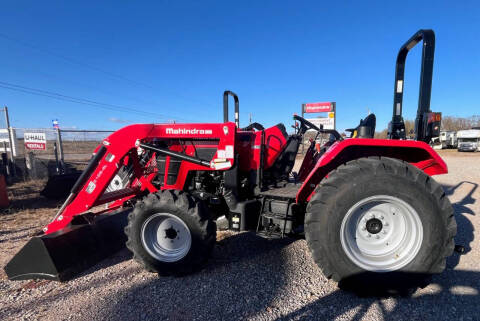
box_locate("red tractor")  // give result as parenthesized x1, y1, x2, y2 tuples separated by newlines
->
(6, 30, 455, 293)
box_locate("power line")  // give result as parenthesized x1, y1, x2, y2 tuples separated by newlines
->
(15, 67, 174, 113)
(0, 32, 155, 89)
(0, 81, 161, 117)
(0, 80, 194, 121)
(0, 32, 218, 110)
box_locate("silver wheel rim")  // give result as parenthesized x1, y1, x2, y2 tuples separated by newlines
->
(340, 195, 423, 272)
(141, 213, 192, 263)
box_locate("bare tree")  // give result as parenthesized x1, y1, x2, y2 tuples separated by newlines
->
(375, 115, 480, 138)
(374, 119, 414, 139)
(441, 116, 480, 131)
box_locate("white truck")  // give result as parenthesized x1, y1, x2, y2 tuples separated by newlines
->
(457, 129, 480, 152)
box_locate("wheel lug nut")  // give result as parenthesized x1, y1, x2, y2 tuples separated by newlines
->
(385, 223, 389, 227)
(367, 234, 372, 238)
(376, 235, 380, 239)
(380, 216, 384, 220)
(362, 226, 367, 231)
(383, 230, 387, 234)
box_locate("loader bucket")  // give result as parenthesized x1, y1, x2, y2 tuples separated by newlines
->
(4, 208, 130, 281)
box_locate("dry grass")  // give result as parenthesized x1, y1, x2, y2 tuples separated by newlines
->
(0, 180, 63, 279)
(2, 180, 60, 222)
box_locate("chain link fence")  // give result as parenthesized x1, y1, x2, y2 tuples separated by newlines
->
(5, 127, 114, 181)
(58, 130, 114, 163)
(0, 107, 114, 182)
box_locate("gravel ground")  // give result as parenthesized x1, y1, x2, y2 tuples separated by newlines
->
(1, 151, 479, 321)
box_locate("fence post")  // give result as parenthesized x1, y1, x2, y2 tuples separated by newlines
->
(56, 128, 65, 173)
(53, 142, 60, 174)
(3, 106, 16, 176)
(25, 152, 38, 180)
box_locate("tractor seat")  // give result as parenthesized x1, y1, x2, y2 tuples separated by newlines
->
(346, 113, 376, 138)
(262, 130, 301, 184)
(249, 123, 301, 185)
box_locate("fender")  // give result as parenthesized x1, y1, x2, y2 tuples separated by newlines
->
(296, 138, 447, 202)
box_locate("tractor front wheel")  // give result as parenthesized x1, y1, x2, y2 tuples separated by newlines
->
(125, 190, 216, 276)
(305, 157, 456, 294)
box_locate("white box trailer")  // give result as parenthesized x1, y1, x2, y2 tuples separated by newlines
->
(457, 129, 480, 152)
(430, 131, 457, 149)
(439, 131, 457, 149)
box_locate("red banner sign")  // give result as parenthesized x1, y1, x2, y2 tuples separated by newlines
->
(25, 142, 46, 150)
(304, 102, 333, 113)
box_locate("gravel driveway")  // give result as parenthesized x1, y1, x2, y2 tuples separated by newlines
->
(1, 151, 479, 321)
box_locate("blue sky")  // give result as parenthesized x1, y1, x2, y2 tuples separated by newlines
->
(0, 1, 479, 132)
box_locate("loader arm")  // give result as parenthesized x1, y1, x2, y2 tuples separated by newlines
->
(44, 122, 236, 234)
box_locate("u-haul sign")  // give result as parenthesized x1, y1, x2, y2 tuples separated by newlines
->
(24, 132, 47, 150)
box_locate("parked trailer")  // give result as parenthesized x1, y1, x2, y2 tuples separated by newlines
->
(439, 131, 457, 149)
(457, 129, 480, 152)
(430, 131, 457, 150)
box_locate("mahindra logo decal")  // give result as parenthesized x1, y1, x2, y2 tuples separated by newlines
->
(166, 128, 213, 135)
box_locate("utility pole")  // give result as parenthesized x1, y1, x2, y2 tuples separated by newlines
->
(4, 106, 16, 176)
(249, 113, 252, 124)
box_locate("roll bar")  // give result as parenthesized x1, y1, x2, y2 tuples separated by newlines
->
(223, 90, 240, 128)
(389, 29, 435, 140)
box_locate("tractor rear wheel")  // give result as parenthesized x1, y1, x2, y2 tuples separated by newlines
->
(125, 190, 216, 276)
(305, 157, 456, 294)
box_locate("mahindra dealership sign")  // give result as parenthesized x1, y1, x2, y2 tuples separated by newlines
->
(24, 132, 47, 150)
(301, 101, 336, 130)
(303, 102, 334, 113)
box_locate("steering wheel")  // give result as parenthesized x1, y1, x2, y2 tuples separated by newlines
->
(293, 114, 343, 141)
(241, 122, 265, 131)
(293, 115, 321, 134)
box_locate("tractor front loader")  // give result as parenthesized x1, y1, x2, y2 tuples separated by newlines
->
(5, 29, 456, 294)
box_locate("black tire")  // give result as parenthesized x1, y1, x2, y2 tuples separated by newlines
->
(305, 156, 456, 294)
(125, 190, 216, 276)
